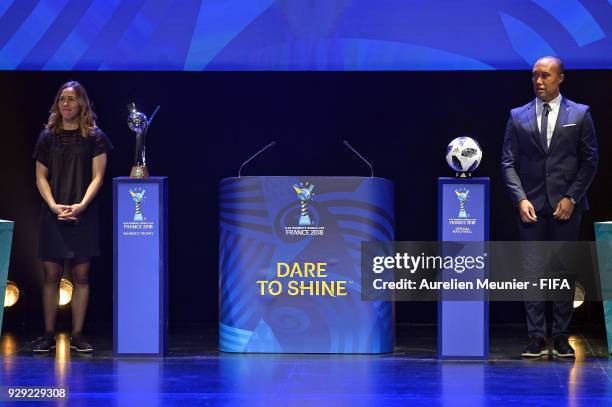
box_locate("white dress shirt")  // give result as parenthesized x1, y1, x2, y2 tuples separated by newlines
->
(535, 93, 562, 148)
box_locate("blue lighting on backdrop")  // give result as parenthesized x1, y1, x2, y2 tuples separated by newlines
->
(0, 0, 610, 71)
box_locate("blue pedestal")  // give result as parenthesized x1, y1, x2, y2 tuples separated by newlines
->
(113, 177, 168, 356)
(438, 177, 489, 359)
(0, 220, 14, 334)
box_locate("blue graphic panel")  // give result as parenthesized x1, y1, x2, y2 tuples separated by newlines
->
(0, 1, 610, 70)
(0, 220, 14, 335)
(594, 222, 612, 354)
(219, 176, 395, 353)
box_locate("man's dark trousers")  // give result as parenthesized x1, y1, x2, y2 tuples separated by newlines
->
(518, 204, 582, 339)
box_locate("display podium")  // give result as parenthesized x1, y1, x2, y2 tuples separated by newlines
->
(0, 220, 14, 334)
(595, 222, 612, 354)
(438, 177, 489, 359)
(113, 177, 168, 356)
(219, 176, 394, 353)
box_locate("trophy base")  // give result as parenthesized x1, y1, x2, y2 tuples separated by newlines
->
(299, 214, 312, 226)
(130, 165, 149, 178)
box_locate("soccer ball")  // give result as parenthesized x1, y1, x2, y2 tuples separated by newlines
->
(445, 137, 482, 175)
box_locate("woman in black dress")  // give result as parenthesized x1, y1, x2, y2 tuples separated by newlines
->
(32, 81, 112, 353)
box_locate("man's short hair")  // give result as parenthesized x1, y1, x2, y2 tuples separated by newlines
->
(536, 56, 564, 75)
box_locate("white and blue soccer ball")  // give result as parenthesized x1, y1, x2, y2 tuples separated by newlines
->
(445, 137, 482, 174)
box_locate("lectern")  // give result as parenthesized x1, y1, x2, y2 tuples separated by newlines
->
(219, 176, 394, 353)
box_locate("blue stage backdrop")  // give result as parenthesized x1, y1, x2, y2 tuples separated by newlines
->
(218, 176, 394, 353)
(0, 1, 610, 71)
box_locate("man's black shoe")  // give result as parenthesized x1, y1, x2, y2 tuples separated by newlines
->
(553, 337, 575, 358)
(32, 334, 56, 353)
(521, 336, 548, 358)
(70, 335, 94, 353)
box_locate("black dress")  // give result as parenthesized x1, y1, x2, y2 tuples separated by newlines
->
(33, 128, 113, 260)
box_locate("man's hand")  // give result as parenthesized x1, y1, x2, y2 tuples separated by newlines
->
(518, 199, 537, 223)
(553, 197, 574, 221)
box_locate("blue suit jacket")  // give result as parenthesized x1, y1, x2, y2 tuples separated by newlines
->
(501, 97, 598, 211)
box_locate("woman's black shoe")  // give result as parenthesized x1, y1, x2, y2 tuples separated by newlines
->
(70, 335, 94, 353)
(32, 334, 56, 353)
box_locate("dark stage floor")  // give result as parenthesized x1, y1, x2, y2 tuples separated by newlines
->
(1, 324, 611, 406)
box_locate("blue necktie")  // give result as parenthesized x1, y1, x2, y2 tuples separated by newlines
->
(540, 103, 551, 150)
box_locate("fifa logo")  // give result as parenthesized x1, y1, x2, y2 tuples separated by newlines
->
(455, 188, 470, 218)
(293, 182, 315, 226)
(129, 188, 146, 221)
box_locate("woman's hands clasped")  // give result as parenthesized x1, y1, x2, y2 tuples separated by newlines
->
(53, 202, 86, 222)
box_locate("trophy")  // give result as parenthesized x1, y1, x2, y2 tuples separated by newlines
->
(293, 182, 315, 226)
(455, 188, 470, 218)
(128, 103, 160, 178)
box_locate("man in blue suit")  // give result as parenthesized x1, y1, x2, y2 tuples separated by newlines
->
(501, 56, 598, 358)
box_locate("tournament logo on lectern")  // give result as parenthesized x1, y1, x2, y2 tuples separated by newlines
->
(293, 182, 314, 226)
(284, 182, 325, 236)
(122, 187, 155, 237)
